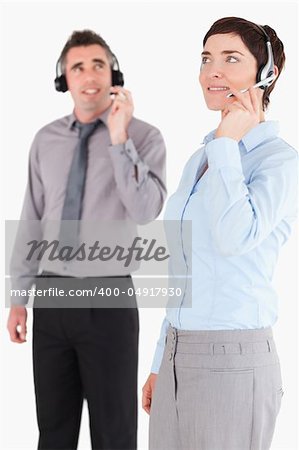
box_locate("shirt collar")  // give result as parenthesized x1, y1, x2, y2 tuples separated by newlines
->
(67, 105, 112, 130)
(203, 121, 279, 153)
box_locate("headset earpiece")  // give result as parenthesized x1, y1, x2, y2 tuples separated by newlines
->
(111, 69, 124, 87)
(54, 74, 68, 92)
(255, 26, 275, 90)
(54, 59, 68, 92)
(111, 54, 124, 87)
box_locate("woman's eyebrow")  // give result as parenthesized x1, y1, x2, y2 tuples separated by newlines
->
(201, 50, 245, 56)
(221, 50, 245, 56)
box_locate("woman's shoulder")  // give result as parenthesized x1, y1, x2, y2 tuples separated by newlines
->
(183, 145, 206, 170)
(257, 136, 297, 166)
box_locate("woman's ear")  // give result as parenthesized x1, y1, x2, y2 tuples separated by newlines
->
(273, 65, 279, 79)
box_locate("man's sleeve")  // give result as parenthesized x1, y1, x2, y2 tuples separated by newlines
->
(9, 134, 44, 305)
(108, 127, 167, 224)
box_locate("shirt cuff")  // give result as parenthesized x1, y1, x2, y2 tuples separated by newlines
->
(10, 296, 29, 306)
(150, 341, 165, 374)
(109, 138, 140, 164)
(205, 137, 242, 170)
(9, 276, 33, 306)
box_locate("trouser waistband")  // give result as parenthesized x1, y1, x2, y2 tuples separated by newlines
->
(166, 326, 275, 357)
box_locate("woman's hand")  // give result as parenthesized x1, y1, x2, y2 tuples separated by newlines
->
(215, 86, 262, 142)
(142, 373, 158, 415)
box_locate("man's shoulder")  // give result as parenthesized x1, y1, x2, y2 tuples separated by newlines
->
(129, 116, 162, 137)
(35, 114, 72, 140)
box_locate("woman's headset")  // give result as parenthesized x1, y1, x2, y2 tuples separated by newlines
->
(255, 24, 275, 89)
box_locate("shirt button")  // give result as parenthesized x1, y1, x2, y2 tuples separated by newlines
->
(168, 353, 173, 360)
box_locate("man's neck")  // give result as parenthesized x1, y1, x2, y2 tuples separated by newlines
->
(74, 102, 111, 123)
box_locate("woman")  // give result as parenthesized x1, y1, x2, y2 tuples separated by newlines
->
(142, 17, 297, 450)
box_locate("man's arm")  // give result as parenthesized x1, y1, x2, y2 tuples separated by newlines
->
(10, 133, 44, 305)
(107, 87, 167, 224)
(8, 133, 44, 342)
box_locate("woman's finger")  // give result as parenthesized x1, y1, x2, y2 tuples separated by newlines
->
(227, 85, 254, 112)
(226, 100, 247, 112)
(248, 86, 260, 116)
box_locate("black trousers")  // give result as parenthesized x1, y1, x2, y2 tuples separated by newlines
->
(33, 274, 139, 450)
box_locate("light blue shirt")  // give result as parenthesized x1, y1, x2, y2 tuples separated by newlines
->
(151, 121, 297, 373)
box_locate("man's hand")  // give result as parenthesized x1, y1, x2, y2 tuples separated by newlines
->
(7, 306, 27, 343)
(107, 87, 134, 145)
(142, 373, 158, 415)
(215, 85, 262, 142)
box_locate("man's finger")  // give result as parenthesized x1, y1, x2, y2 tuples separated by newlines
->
(18, 319, 27, 341)
(8, 324, 19, 342)
(110, 87, 133, 105)
(110, 86, 131, 96)
(110, 99, 124, 115)
(8, 324, 24, 343)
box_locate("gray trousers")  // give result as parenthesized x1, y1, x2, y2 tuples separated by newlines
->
(149, 326, 283, 450)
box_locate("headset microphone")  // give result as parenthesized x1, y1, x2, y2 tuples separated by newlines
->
(54, 51, 124, 93)
(226, 74, 276, 98)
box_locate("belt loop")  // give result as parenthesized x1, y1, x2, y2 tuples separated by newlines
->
(239, 342, 243, 355)
(173, 328, 177, 356)
(267, 339, 272, 353)
(168, 327, 177, 361)
(210, 343, 214, 355)
(170, 328, 178, 402)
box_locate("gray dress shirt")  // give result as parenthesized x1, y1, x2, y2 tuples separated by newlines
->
(10, 106, 166, 305)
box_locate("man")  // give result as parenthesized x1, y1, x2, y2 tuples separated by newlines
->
(7, 30, 166, 450)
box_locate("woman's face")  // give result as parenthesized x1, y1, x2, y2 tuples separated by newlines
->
(199, 33, 259, 111)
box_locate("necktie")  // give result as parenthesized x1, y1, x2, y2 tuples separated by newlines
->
(59, 119, 100, 250)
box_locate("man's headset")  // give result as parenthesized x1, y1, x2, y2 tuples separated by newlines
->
(54, 51, 124, 93)
(255, 24, 275, 89)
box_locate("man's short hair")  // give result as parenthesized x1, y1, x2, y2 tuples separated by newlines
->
(59, 29, 115, 73)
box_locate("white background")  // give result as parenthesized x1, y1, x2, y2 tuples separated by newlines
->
(0, 1, 298, 449)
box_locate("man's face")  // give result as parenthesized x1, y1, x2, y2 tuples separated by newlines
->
(65, 44, 112, 116)
(199, 33, 259, 111)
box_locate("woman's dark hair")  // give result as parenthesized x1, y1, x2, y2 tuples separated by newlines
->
(59, 29, 114, 72)
(203, 17, 285, 109)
